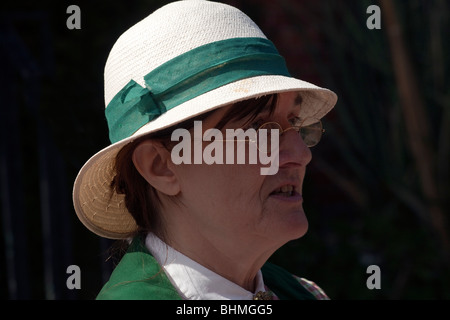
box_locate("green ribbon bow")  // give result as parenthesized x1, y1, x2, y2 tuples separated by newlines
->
(105, 37, 291, 144)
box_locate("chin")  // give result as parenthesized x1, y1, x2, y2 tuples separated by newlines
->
(277, 210, 309, 243)
(289, 217, 309, 240)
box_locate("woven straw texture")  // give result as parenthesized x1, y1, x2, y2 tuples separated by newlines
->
(73, 0, 337, 239)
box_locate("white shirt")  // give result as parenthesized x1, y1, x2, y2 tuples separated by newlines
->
(145, 232, 267, 300)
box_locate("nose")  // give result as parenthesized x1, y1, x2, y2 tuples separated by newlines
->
(278, 127, 312, 168)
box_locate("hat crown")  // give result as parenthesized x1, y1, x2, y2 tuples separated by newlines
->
(104, 0, 267, 106)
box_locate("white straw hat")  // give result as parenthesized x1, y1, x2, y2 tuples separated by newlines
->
(72, 0, 337, 239)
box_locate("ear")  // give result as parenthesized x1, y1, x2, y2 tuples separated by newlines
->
(132, 140, 180, 196)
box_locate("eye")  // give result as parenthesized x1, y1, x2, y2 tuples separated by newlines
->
(289, 117, 303, 127)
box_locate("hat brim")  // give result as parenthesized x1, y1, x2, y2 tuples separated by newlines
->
(73, 74, 337, 239)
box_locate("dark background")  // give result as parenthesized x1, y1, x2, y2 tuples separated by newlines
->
(1, 0, 449, 300)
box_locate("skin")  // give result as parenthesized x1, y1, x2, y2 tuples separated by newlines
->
(132, 91, 312, 292)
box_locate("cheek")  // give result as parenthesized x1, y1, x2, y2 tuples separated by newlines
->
(211, 164, 264, 201)
(179, 163, 265, 210)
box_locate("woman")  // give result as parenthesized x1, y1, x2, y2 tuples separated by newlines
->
(73, 0, 337, 300)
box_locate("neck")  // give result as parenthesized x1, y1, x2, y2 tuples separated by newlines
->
(162, 211, 276, 292)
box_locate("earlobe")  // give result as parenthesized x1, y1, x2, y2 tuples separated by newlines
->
(132, 140, 180, 196)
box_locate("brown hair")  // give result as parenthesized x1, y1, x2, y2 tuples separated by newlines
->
(111, 94, 278, 239)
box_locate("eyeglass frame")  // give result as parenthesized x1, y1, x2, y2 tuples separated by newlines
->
(193, 117, 325, 152)
(249, 118, 325, 148)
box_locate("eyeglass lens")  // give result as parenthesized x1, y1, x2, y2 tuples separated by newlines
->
(258, 119, 323, 148)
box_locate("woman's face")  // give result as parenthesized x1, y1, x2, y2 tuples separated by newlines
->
(172, 91, 312, 251)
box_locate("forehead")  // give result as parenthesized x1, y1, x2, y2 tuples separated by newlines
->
(261, 92, 303, 115)
(204, 91, 304, 130)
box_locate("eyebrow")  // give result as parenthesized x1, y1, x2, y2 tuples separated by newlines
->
(292, 93, 303, 116)
(295, 93, 303, 107)
(261, 92, 303, 115)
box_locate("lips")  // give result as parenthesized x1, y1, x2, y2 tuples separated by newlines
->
(270, 185, 295, 197)
(269, 179, 303, 199)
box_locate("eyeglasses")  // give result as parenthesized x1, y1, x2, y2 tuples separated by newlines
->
(252, 117, 324, 148)
(189, 117, 324, 154)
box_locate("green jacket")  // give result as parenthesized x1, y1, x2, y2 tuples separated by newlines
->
(97, 237, 319, 300)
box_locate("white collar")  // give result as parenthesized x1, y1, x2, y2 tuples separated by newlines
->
(145, 233, 267, 300)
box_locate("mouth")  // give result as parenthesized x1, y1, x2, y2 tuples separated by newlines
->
(270, 184, 298, 197)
